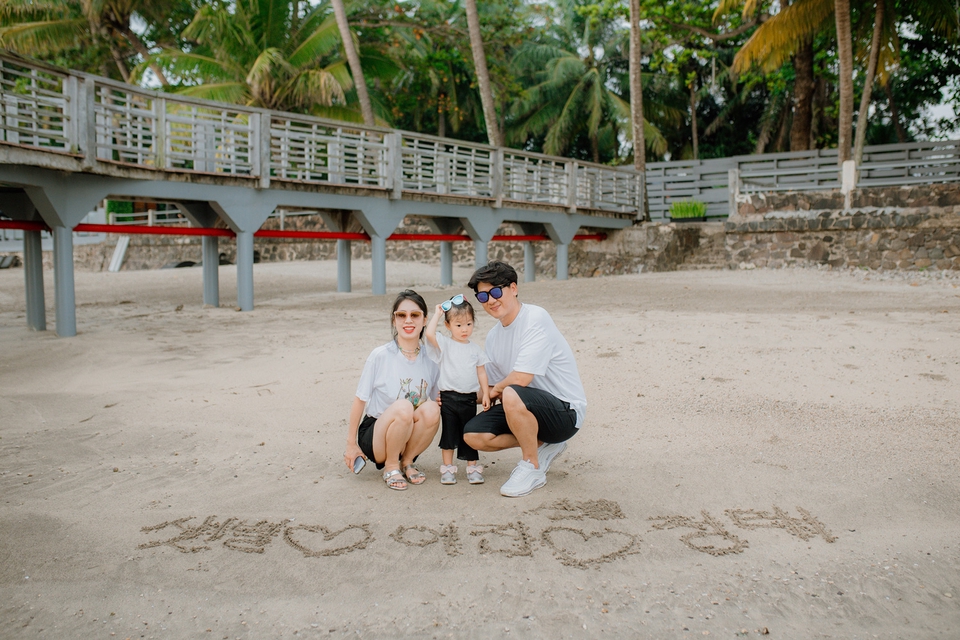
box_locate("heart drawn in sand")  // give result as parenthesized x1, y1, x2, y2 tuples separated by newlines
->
(283, 524, 373, 557)
(540, 526, 640, 569)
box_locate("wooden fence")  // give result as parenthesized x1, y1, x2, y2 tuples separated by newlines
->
(0, 52, 957, 224)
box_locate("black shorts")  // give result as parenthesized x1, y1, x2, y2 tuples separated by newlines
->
(463, 385, 578, 443)
(357, 415, 383, 469)
(357, 414, 420, 470)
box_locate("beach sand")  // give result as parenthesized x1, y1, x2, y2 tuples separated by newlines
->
(1, 261, 958, 638)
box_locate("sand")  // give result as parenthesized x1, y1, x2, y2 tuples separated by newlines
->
(1, 261, 958, 639)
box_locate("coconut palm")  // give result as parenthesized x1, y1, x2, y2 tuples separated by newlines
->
(154, 0, 366, 119)
(508, 0, 668, 163)
(0, 0, 194, 84)
(464, 0, 501, 146)
(629, 0, 649, 219)
(331, 0, 374, 125)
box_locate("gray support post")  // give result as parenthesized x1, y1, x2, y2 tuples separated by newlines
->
(337, 239, 352, 292)
(440, 241, 453, 286)
(474, 239, 488, 268)
(236, 230, 254, 311)
(202, 235, 220, 307)
(727, 168, 740, 217)
(555, 243, 569, 281)
(524, 241, 536, 283)
(23, 229, 46, 331)
(52, 225, 76, 337)
(371, 235, 387, 295)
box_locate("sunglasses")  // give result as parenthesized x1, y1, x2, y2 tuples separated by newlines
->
(440, 294, 465, 312)
(475, 286, 504, 304)
(394, 311, 423, 321)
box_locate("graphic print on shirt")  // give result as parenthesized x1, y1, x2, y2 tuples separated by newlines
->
(398, 377, 429, 408)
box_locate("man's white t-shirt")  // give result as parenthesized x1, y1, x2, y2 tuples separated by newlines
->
(483, 304, 587, 428)
(426, 333, 490, 394)
(356, 342, 439, 417)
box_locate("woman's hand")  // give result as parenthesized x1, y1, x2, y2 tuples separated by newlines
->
(344, 443, 365, 471)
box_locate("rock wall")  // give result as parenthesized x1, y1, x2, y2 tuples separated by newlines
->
(6, 214, 703, 278)
(726, 183, 960, 270)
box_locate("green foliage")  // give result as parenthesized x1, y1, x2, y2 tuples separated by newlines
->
(669, 199, 707, 218)
(105, 199, 134, 223)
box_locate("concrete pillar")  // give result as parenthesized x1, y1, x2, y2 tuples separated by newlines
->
(555, 243, 569, 281)
(523, 242, 536, 283)
(371, 235, 387, 295)
(474, 239, 488, 268)
(337, 239, 352, 293)
(52, 225, 76, 337)
(23, 229, 46, 331)
(202, 235, 219, 307)
(440, 241, 453, 286)
(236, 230, 254, 311)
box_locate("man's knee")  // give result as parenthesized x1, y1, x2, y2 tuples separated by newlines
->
(501, 386, 528, 414)
(463, 432, 486, 449)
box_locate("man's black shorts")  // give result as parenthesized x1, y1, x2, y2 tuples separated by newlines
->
(463, 385, 578, 443)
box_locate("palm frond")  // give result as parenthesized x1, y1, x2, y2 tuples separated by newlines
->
(0, 18, 87, 56)
(176, 81, 250, 104)
(287, 15, 340, 68)
(733, 0, 833, 73)
(282, 67, 346, 108)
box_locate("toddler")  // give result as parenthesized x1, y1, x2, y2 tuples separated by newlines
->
(425, 294, 491, 484)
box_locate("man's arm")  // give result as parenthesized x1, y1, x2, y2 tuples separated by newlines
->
(490, 370, 534, 400)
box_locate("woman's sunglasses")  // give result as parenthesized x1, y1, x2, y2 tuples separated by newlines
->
(394, 311, 423, 321)
(440, 294, 465, 312)
(475, 287, 504, 304)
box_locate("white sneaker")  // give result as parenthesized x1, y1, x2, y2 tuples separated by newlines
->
(500, 460, 546, 497)
(537, 441, 567, 473)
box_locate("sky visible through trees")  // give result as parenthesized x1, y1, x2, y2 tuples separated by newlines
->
(0, 0, 956, 164)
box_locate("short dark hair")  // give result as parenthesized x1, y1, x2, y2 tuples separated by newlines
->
(467, 261, 518, 292)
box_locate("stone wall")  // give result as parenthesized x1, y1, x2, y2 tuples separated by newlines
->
(725, 183, 960, 270)
(5, 214, 703, 278)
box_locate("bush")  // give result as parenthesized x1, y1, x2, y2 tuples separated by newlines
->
(669, 200, 707, 219)
(105, 199, 134, 223)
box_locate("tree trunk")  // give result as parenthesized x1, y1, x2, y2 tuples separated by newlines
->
(689, 82, 699, 160)
(113, 22, 170, 86)
(790, 36, 815, 151)
(629, 0, 649, 221)
(464, 0, 501, 147)
(854, 0, 884, 165)
(331, 0, 375, 126)
(884, 81, 907, 143)
(834, 0, 854, 165)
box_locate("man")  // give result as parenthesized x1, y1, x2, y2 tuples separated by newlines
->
(463, 261, 587, 497)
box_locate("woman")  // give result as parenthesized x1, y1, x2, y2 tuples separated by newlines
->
(344, 290, 441, 490)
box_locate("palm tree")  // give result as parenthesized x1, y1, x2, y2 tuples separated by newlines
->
(508, 0, 668, 163)
(331, 0, 374, 126)
(629, 0, 649, 220)
(0, 0, 193, 84)
(464, 0, 501, 146)
(155, 0, 358, 119)
(834, 0, 853, 165)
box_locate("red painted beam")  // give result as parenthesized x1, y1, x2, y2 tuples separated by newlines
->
(255, 229, 369, 240)
(75, 223, 234, 237)
(0, 220, 49, 232)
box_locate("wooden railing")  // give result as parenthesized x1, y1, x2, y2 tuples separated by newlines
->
(0, 53, 641, 215)
(2, 53, 956, 223)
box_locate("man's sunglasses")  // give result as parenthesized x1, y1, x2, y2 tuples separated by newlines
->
(394, 311, 423, 321)
(440, 294, 465, 312)
(475, 286, 505, 304)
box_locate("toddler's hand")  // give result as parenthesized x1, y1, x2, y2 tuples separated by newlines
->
(481, 394, 491, 411)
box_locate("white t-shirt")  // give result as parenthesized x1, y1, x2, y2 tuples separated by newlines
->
(355, 341, 439, 418)
(484, 304, 587, 429)
(426, 333, 490, 394)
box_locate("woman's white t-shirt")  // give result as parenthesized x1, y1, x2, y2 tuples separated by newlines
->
(355, 341, 440, 418)
(483, 304, 587, 429)
(426, 333, 490, 394)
